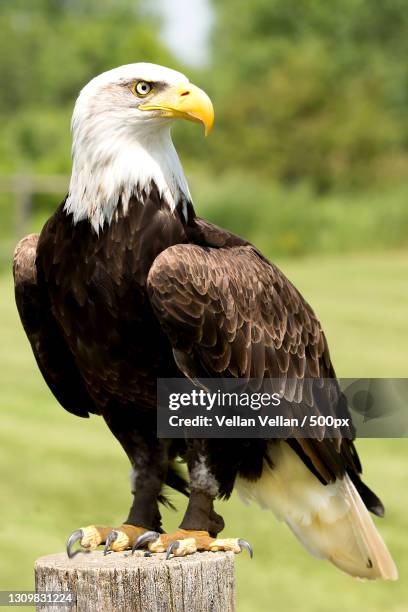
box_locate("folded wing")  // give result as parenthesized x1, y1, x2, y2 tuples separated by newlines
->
(13, 234, 97, 418)
(147, 241, 397, 579)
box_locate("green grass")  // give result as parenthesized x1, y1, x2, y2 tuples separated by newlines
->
(0, 251, 407, 611)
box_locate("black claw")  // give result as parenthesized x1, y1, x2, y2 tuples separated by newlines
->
(238, 539, 253, 558)
(144, 551, 152, 558)
(131, 531, 160, 555)
(165, 540, 180, 560)
(66, 529, 84, 559)
(103, 531, 118, 556)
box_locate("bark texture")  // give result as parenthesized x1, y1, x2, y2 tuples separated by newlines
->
(34, 550, 235, 612)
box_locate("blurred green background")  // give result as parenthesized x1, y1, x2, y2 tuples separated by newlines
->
(0, 1, 407, 611)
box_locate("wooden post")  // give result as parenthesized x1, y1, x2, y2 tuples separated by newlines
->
(34, 550, 236, 612)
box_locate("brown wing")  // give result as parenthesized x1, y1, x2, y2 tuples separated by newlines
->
(147, 241, 362, 485)
(13, 234, 97, 417)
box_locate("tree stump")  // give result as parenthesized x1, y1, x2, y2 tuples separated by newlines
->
(34, 550, 236, 612)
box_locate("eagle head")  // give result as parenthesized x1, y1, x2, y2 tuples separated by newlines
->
(65, 63, 214, 231)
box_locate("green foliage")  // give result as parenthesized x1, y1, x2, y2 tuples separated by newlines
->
(1, 0, 408, 266)
(206, 0, 408, 190)
(2, 174, 408, 273)
(0, 0, 174, 174)
(192, 176, 408, 257)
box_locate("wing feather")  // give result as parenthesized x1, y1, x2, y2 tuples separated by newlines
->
(13, 234, 97, 418)
(148, 242, 359, 484)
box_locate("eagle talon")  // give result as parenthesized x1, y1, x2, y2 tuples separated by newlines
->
(165, 540, 180, 560)
(131, 531, 160, 554)
(103, 531, 118, 556)
(238, 538, 254, 558)
(66, 529, 87, 559)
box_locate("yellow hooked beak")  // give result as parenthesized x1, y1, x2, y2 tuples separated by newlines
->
(139, 82, 214, 136)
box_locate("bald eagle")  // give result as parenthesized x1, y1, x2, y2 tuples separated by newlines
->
(13, 63, 397, 579)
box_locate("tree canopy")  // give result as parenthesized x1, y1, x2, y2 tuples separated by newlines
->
(0, 0, 174, 173)
(205, 0, 408, 190)
(1, 0, 407, 190)
(1, 0, 408, 264)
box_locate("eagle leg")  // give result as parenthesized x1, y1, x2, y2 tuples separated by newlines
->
(165, 535, 253, 558)
(66, 417, 172, 557)
(66, 524, 148, 557)
(129, 528, 253, 558)
(131, 440, 252, 558)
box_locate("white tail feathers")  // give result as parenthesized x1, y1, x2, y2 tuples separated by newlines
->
(236, 442, 398, 580)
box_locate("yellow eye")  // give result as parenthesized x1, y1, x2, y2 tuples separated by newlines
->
(133, 81, 152, 97)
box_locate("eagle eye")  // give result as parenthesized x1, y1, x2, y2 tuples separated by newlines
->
(133, 81, 152, 97)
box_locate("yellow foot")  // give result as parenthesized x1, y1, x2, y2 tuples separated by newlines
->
(133, 529, 253, 559)
(66, 524, 148, 557)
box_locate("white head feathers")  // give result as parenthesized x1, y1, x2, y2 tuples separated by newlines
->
(64, 63, 193, 232)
